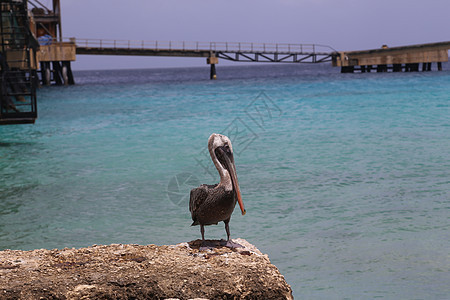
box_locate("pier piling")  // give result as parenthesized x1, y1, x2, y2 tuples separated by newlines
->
(52, 62, 63, 85)
(62, 61, 75, 84)
(207, 56, 218, 80)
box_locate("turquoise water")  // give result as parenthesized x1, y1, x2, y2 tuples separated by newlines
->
(1, 64, 449, 298)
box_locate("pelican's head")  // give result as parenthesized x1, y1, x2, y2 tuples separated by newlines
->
(208, 133, 246, 215)
(208, 133, 233, 155)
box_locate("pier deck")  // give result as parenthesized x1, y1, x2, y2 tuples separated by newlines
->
(74, 39, 335, 64)
(333, 41, 450, 73)
(74, 38, 450, 75)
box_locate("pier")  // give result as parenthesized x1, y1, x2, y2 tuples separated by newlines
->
(73, 39, 449, 77)
(1, 0, 449, 125)
(74, 39, 335, 79)
(73, 38, 449, 77)
(333, 41, 450, 73)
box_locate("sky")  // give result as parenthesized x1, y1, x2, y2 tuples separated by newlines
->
(43, 0, 450, 70)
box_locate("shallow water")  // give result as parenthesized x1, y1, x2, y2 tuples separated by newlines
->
(1, 63, 449, 298)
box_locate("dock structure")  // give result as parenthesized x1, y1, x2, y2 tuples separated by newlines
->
(1, 1, 449, 126)
(74, 39, 335, 79)
(333, 42, 450, 73)
(0, 0, 76, 125)
(29, 0, 75, 85)
(0, 0, 38, 125)
(74, 39, 449, 78)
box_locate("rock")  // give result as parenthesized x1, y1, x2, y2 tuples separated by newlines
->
(0, 239, 293, 299)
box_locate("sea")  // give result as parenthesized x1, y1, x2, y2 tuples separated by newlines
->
(1, 62, 449, 299)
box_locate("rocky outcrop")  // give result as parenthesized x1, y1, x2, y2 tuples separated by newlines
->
(0, 239, 293, 299)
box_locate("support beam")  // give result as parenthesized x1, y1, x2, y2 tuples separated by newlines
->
(405, 63, 419, 72)
(377, 64, 388, 72)
(40, 61, 51, 85)
(341, 66, 354, 73)
(210, 64, 216, 80)
(52, 61, 63, 85)
(207, 56, 218, 80)
(393, 64, 402, 72)
(62, 61, 75, 85)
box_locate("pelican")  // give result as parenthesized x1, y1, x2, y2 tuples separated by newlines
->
(189, 133, 246, 249)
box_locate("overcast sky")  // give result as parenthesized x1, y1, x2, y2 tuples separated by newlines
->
(49, 0, 450, 70)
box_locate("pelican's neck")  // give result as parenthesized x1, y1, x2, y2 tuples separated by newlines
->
(209, 147, 232, 191)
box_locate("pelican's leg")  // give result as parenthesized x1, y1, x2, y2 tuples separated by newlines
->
(199, 225, 213, 251)
(224, 219, 243, 249)
(224, 219, 231, 241)
(200, 224, 205, 242)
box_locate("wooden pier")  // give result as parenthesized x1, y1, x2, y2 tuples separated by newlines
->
(74, 39, 335, 79)
(333, 41, 450, 73)
(73, 38, 449, 78)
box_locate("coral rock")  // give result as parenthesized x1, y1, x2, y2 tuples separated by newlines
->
(0, 239, 293, 299)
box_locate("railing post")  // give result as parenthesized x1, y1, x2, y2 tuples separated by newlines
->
(313, 44, 315, 53)
(251, 43, 253, 52)
(169, 41, 172, 50)
(128, 40, 130, 49)
(264, 43, 266, 52)
(156, 41, 158, 50)
(276, 44, 278, 52)
(239, 42, 241, 52)
(183, 41, 185, 51)
(142, 40, 144, 49)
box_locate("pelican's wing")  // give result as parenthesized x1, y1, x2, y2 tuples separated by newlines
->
(189, 186, 208, 217)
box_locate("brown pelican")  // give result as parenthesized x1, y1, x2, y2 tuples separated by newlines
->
(189, 133, 246, 249)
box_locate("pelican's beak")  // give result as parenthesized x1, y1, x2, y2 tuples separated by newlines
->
(229, 161, 246, 215)
(218, 146, 246, 215)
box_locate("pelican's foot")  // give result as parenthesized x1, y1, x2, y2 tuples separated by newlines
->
(199, 245, 215, 251)
(199, 240, 218, 251)
(224, 239, 244, 249)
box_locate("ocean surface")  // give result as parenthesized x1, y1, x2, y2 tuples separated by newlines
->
(1, 63, 449, 298)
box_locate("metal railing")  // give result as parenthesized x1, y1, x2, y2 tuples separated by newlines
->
(61, 37, 336, 54)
